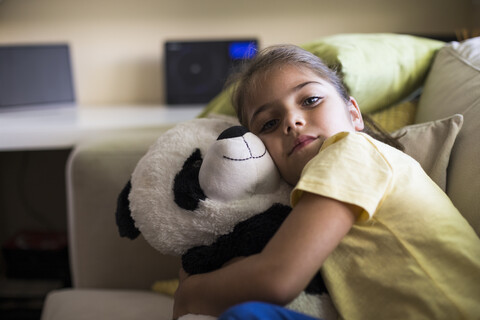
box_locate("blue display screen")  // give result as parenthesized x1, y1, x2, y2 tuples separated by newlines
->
(229, 41, 258, 60)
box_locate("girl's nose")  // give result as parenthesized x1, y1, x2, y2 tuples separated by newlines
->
(283, 111, 306, 134)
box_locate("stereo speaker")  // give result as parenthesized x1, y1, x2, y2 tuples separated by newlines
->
(165, 39, 258, 105)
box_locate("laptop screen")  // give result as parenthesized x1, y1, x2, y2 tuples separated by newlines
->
(0, 44, 75, 108)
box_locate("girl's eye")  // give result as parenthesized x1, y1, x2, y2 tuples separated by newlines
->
(303, 96, 321, 106)
(260, 119, 279, 133)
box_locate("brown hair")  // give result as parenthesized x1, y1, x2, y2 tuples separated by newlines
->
(229, 44, 404, 151)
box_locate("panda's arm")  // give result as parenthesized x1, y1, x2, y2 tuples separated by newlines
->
(182, 204, 290, 274)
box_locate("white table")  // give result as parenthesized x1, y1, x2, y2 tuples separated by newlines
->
(0, 104, 202, 151)
(0, 103, 203, 245)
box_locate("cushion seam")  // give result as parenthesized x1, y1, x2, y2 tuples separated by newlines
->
(444, 46, 480, 72)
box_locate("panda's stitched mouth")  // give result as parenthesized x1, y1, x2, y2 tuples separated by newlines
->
(223, 136, 267, 162)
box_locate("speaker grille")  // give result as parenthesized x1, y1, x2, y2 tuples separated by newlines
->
(165, 39, 257, 105)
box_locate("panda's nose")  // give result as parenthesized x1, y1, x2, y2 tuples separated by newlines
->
(221, 131, 266, 161)
(217, 126, 249, 140)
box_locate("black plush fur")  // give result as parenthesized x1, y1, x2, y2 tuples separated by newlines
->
(217, 126, 248, 140)
(173, 148, 206, 211)
(115, 180, 140, 239)
(182, 203, 327, 295)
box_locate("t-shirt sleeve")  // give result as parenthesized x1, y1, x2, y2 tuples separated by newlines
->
(291, 132, 393, 220)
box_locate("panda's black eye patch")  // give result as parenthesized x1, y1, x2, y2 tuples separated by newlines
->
(173, 148, 206, 211)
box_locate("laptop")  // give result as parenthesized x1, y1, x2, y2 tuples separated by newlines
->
(0, 44, 75, 111)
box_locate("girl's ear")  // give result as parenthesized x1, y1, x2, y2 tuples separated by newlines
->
(348, 97, 364, 131)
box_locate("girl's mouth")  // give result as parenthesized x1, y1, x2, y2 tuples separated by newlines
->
(288, 135, 317, 156)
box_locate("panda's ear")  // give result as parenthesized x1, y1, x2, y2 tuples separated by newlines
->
(115, 180, 141, 239)
(173, 148, 206, 211)
(217, 126, 249, 140)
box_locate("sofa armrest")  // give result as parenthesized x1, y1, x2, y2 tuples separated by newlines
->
(66, 126, 181, 289)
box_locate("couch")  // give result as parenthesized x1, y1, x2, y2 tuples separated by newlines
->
(41, 35, 480, 320)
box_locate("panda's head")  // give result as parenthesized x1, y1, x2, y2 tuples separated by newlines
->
(201, 125, 282, 201)
(118, 117, 291, 256)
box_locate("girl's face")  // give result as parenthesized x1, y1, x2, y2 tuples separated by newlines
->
(244, 65, 364, 185)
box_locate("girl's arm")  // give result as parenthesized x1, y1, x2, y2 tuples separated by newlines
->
(173, 192, 360, 318)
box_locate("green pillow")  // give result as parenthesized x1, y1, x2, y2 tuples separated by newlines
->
(303, 33, 444, 113)
(199, 33, 444, 118)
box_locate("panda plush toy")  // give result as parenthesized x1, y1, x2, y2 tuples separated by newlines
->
(115, 116, 337, 320)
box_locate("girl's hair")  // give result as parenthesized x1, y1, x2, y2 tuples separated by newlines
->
(229, 44, 404, 151)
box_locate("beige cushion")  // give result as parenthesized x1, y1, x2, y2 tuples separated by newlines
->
(393, 114, 463, 192)
(415, 37, 480, 235)
(41, 289, 173, 320)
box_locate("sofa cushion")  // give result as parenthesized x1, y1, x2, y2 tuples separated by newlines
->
(415, 37, 480, 235)
(67, 127, 181, 289)
(41, 289, 174, 320)
(393, 114, 463, 192)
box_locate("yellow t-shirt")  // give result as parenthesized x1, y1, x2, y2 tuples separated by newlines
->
(291, 132, 480, 320)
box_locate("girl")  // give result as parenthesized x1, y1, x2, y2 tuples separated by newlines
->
(173, 45, 480, 319)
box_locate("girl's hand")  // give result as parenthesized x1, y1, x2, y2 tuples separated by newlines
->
(178, 267, 189, 284)
(173, 268, 190, 319)
(172, 257, 243, 319)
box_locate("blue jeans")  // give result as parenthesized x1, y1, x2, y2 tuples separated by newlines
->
(219, 302, 320, 320)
